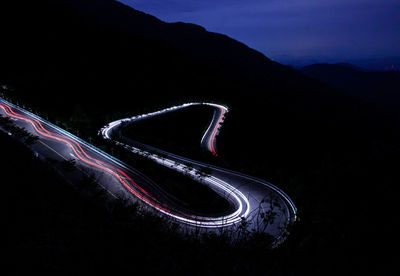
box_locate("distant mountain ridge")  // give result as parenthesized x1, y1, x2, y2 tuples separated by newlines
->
(0, 0, 296, 107)
(2, 1, 400, 275)
(300, 63, 400, 112)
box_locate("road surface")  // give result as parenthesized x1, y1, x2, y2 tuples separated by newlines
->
(1, 98, 296, 241)
(101, 102, 297, 239)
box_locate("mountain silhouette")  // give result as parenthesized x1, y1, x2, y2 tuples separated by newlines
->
(300, 63, 400, 112)
(1, 1, 399, 274)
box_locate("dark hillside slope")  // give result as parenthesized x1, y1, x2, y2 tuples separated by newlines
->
(1, 0, 396, 146)
(300, 63, 400, 111)
(0, 0, 285, 113)
(1, 132, 277, 275)
(0, 0, 384, 123)
(1, 0, 400, 274)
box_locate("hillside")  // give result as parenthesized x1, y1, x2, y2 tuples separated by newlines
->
(1, 130, 276, 275)
(0, 0, 287, 112)
(2, 0, 400, 275)
(300, 63, 400, 112)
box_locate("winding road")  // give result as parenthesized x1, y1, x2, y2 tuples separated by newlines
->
(101, 102, 297, 237)
(1, 98, 296, 240)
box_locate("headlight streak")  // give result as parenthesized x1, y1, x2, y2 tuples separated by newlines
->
(0, 99, 248, 227)
(121, 142, 250, 222)
(126, 139, 298, 222)
(2, 97, 297, 232)
(100, 102, 297, 230)
(103, 102, 227, 156)
(0, 103, 156, 202)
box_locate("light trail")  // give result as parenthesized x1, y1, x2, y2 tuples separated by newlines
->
(0, 99, 250, 227)
(1, 97, 297, 235)
(206, 103, 227, 155)
(0, 103, 155, 201)
(100, 102, 297, 233)
(102, 103, 228, 156)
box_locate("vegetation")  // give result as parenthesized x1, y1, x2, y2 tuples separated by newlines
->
(3, 131, 278, 275)
(0, 109, 232, 218)
(2, 0, 399, 274)
(300, 63, 400, 117)
(101, 139, 232, 217)
(0, 115, 39, 145)
(120, 104, 215, 158)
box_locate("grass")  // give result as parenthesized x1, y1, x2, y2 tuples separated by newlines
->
(106, 140, 233, 217)
(120, 104, 216, 158)
(3, 130, 278, 275)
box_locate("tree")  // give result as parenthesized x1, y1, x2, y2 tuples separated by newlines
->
(24, 134, 39, 145)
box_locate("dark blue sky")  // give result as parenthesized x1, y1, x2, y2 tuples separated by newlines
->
(119, 0, 400, 66)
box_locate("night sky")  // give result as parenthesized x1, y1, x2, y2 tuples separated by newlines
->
(119, 0, 400, 66)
